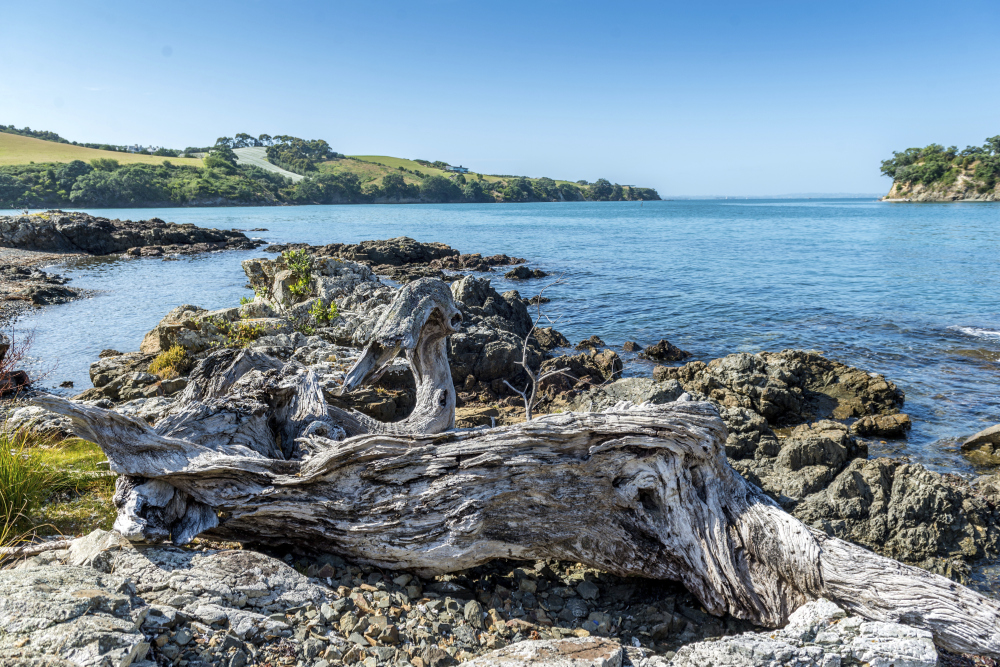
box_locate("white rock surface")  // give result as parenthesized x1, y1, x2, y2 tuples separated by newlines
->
(464, 636, 624, 667)
(667, 598, 937, 667)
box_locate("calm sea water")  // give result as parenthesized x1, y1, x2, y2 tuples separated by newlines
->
(15, 199, 1000, 476)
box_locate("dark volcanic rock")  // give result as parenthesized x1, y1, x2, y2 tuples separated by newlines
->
(448, 275, 540, 392)
(532, 327, 570, 351)
(962, 424, 1000, 466)
(0, 210, 263, 255)
(852, 413, 912, 438)
(267, 238, 524, 283)
(540, 349, 624, 389)
(654, 350, 904, 427)
(503, 266, 548, 280)
(24, 284, 79, 305)
(575, 335, 606, 351)
(730, 421, 867, 507)
(793, 457, 1000, 572)
(639, 339, 691, 362)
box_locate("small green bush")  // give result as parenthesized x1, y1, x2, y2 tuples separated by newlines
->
(309, 299, 339, 324)
(148, 345, 192, 379)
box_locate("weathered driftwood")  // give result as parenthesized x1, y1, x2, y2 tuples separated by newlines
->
(31, 278, 1000, 657)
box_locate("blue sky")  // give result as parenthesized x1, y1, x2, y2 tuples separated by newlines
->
(2, 0, 998, 196)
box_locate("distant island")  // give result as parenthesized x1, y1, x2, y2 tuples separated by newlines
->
(0, 126, 660, 208)
(881, 135, 999, 201)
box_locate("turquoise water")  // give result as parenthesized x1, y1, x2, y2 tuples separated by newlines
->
(16, 199, 1000, 475)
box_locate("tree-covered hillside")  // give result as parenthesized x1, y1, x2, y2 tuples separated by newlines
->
(0, 128, 661, 208)
(882, 136, 1000, 200)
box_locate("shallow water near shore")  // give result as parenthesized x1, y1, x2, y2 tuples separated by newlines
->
(14, 199, 1000, 477)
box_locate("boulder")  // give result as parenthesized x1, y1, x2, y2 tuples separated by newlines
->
(639, 339, 691, 362)
(575, 336, 606, 351)
(669, 598, 936, 667)
(852, 413, 912, 438)
(962, 423, 1000, 466)
(569, 377, 685, 412)
(0, 565, 150, 667)
(139, 305, 216, 354)
(533, 327, 571, 352)
(622, 341, 640, 352)
(717, 406, 779, 460)
(539, 350, 624, 392)
(24, 284, 80, 305)
(504, 266, 548, 280)
(448, 276, 543, 390)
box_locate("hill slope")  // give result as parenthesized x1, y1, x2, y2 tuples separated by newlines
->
(0, 133, 202, 168)
(0, 132, 660, 207)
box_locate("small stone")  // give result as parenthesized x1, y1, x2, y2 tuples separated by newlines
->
(393, 574, 413, 587)
(174, 628, 193, 646)
(348, 632, 368, 646)
(465, 600, 485, 629)
(576, 581, 599, 600)
(518, 579, 537, 594)
(229, 649, 248, 667)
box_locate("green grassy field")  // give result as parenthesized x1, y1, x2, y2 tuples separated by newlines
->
(0, 133, 203, 167)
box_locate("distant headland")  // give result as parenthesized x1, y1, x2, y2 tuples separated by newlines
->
(0, 126, 660, 208)
(881, 135, 1000, 202)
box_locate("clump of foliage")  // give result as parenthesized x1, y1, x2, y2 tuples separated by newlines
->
(209, 317, 268, 348)
(309, 299, 339, 324)
(263, 136, 341, 174)
(148, 345, 192, 379)
(0, 159, 291, 208)
(0, 124, 70, 143)
(881, 136, 1000, 192)
(282, 249, 314, 300)
(0, 428, 117, 545)
(0, 428, 52, 532)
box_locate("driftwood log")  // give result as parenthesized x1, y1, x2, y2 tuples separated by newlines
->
(34, 278, 1000, 657)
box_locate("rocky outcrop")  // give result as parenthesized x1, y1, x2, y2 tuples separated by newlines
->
(0, 264, 82, 304)
(654, 350, 904, 427)
(962, 423, 1000, 466)
(884, 173, 999, 202)
(669, 598, 936, 667)
(793, 457, 1000, 571)
(852, 412, 912, 438)
(138, 304, 290, 355)
(638, 339, 691, 362)
(0, 210, 264, 255)
(575, 336, 606, 351)
(449, 275, 540, 392)
(266, 238, 525, 283)
(0, 564, 151, 667)
(730, 421, 867, 507)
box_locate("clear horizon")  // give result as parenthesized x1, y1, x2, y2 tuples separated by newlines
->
(2, 0, 998, 196)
